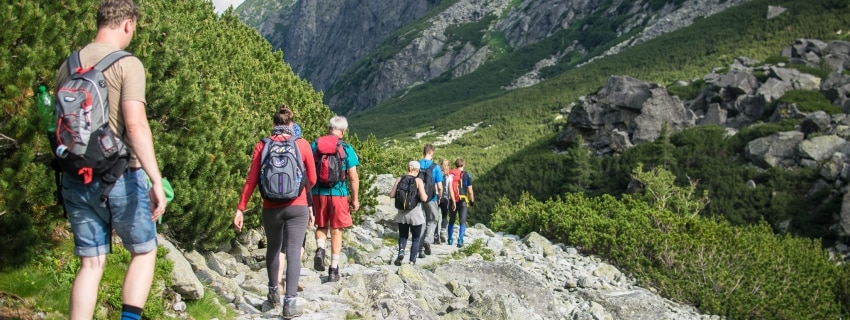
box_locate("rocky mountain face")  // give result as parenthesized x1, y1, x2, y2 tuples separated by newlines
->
(557, 38, 850, 240)
(247, 0, 749, 114)
(157, 176, 719, 319)
(255, 0, 443, 93)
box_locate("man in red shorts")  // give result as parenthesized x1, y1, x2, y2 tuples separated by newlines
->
(311, 116, 360, 282)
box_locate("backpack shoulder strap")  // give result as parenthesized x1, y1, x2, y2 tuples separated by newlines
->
(93, 50, 132, 72)
(290, 137, 304, 169)
(427, 162, 437, 174)
(67, 51, 82, 74)
(260, 137, 272, 165)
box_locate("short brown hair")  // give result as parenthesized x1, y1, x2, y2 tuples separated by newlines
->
(423, 143, 434, 156)
(97, 0, 140, 29)
(273, 104, 294, 126)
(454, 158, 465, 168)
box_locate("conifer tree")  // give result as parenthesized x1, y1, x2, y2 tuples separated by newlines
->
(0, 0, 369, 257)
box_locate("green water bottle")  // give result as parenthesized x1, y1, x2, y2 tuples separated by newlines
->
(36, 85, 56, 134)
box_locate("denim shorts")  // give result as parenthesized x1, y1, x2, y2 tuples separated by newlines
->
(62, 169, 157, 257)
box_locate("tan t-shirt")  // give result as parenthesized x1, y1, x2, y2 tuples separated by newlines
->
(54, 42, 146, 168)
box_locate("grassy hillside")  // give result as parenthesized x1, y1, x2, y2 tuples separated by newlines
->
(349, 0, 850, 224)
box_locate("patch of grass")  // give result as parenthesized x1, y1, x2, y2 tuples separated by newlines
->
(450, 238, 495, 261)
(185, 288, 234, 320)
(666, 79, 705, 101)
(777, 89, 841, 114)
(0, 239, 174, 319)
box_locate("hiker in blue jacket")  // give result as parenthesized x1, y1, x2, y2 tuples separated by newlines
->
(418, 144, 443, 257)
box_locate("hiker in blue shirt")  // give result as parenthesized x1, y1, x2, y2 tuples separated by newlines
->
(418, 144, 443, 257)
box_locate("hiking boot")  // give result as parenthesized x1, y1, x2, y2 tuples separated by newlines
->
(457, 241, 464, 248)
(447, 237, 453, 245)
(282, 297, 303, 319)
(327, 267, 340, 282)
(440, 233, 447, 244)
(434, 233, 440, 244)
(394, 250, 404, 266)
(267, 287, 281, 308)
(313, 248, 326, 271)
(423, 242, 432, 255)
(418, 250, 426, 259)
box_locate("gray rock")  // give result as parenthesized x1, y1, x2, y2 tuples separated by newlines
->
(158, 236, 205, 300)
(599, 75, 653, 110)
(745, 131, 804, 168)
(798, 135, 849, 162)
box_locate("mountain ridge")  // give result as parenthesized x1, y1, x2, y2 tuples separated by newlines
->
(243, 0, 750, 115)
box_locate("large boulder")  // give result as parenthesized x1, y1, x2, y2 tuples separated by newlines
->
(745, 131, 805, 168)
(632, 88, 695, 143)
(598, 75, 652, 110)
(713, 70, 760, 96)
(798, 135, 850, 162)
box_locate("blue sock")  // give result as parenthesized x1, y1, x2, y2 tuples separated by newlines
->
(447, 224, 454, 242)
(121, 304, 142, 320)
(459, 224, 466, 243)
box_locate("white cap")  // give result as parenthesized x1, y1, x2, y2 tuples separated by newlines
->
(408, 161, 420, 169)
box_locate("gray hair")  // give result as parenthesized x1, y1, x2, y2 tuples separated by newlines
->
(328, 115, 349, 132)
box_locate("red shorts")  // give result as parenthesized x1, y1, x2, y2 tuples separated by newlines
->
(312, 195, 352, 229)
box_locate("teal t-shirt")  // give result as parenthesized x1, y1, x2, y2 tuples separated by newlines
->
(310, 139, 359, 196)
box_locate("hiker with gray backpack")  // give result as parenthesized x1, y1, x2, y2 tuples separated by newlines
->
(234, 104, 316, 318)
(52, 1, 166, 319)
(389, 161, 429, 265)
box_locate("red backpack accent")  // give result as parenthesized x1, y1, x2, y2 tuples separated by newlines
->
(449, 168, 464, 202)
(314, 135, 346, 187)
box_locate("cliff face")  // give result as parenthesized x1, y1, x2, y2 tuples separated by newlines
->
(248, 0, 749, 114)
(256, 0, 442, 93)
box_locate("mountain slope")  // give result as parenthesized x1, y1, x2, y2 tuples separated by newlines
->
(347, 0, 850, 221)
(249, 0, 749, 115)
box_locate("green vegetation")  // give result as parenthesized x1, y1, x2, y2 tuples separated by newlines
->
(0, 241, 174, 319)
(184, 289, 236, 319)
(450, 238, 495, 261)
(0, 0, 404, 268)
(666, 79, 706, 101)
(490, 166, 850, 319)
(776, 89, 842, 114)
(349, 0, 850, 227)
(443, 14, 497, 48)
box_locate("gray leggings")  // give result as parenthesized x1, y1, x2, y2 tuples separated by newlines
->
(263, 205, 309, 297)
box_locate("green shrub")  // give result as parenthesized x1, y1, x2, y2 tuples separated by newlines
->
(763, 55, 789, 65)
(666, 79, 706, 101)
(491, 188, 849, 319)
(777, 89, 841, 114)
(0, 0, 366, 256)
(786, 63, 832, 78)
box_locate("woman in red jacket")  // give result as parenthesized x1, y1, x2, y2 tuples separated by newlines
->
(233, 104, 316, 318)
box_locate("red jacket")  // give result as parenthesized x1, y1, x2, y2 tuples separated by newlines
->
(237, 135, 316, 210)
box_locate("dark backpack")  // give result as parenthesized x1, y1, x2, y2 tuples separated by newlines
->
(394, 175, 419, 210)
(417, 161, 437, 201)
(314, 135, 346, 188)
(259, 137, 305, 202)
(54, 50, 132, 205)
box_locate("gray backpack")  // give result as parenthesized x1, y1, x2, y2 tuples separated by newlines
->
(54, 50, 132, 205)
(259, 137, 305, 202)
